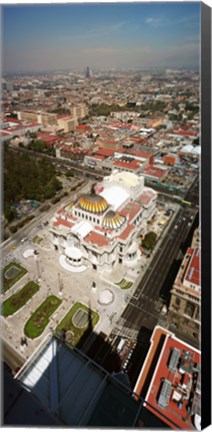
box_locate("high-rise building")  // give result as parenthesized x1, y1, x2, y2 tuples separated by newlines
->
(85, 66, 92, 79)
(11, 333, 175, 428)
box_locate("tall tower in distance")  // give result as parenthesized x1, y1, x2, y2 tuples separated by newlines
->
(85, 66, 92, 79)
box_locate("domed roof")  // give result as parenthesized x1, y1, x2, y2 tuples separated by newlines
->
(102, 210, 125, 230)
(78, 193, 109, 214)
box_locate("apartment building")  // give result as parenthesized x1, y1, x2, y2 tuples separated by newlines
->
(71, 103, 88, 119)
(168, 247, 200, 339)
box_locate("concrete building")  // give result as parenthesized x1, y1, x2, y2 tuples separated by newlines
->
(17, 110, 78, 132)
(57, 115, 78, 133)
(191, 226, 200, 248)
(71, 103, 88, 119)
(49, 171, 157, 273)
(134, 325, 201, 430)
(168, 247, 201, 339)
(0, 117, 40, 142)
(84, 148, 153, 175)
(17, 110, 58, 126)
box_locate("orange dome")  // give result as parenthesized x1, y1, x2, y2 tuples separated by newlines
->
(78, 193, 109, 214)
(102, 210, 125, 229)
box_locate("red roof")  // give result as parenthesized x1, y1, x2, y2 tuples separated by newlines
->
(76, 124, 91, 132)
(113, 122, 132, 129)
(37, 132, 61, 143)
(127, 149, 153, 159)
(120, 202, 141, 221)
(135, 326, 201, 430)
(3, 117, 21, 124)
(184, 247, 200, 287)
(84, 230, 109, 247)
(178, 130, 197, 137)
(143, 165, 167, 179)
(173, 128, 197, 137)
(0, 131, 11, 137)
(57, 114, 71, 119)
(53, 218, 74, 229)
(139, 189, 156, 206)
(119, 223, 135, 240)
(95, 148, 115, 157)
(114, 160, 140, 170)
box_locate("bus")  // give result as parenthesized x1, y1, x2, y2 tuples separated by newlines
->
(181, 200, 192, 206)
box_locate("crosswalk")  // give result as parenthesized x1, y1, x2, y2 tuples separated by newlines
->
(131, 293, 160, 307)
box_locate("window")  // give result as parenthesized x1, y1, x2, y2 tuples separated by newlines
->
(185, 302, 195, 318)
(175, 297, 181, 306)
(195, 307, 200, 321)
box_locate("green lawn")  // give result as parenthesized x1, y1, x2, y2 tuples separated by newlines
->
(56, 302, 99, 346)
(24, 295, 62, 339)
(3, 262, 27, 293)
(32, 235, 43, 244)
(115, 279, 133, 289)
(2, 281, 39, 317)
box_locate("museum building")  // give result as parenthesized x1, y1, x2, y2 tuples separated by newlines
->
(49, 171, 157, 272)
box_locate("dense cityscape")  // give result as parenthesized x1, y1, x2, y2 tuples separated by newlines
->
(1, 2, 203, 430)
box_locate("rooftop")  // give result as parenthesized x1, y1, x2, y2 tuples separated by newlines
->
(184, 248, 200, 288)
(143, 165, 167, 179)
(134, 326, 201, 430)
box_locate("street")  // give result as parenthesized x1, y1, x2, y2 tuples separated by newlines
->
(118, 205, 199, 341)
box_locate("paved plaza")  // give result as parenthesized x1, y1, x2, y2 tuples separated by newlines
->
(1, 226, 141, 360)
(1, 198, 178, 362)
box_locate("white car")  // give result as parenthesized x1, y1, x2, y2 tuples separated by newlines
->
(21, 237, 28, 243)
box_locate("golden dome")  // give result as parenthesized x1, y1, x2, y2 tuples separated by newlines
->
(102, 210, 125, 229)
(78, 193, 109, 214)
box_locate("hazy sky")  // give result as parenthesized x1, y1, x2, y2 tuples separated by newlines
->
(2, 2, 200, 73)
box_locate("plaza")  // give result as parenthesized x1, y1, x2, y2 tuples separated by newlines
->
(1, 189, 179, 362)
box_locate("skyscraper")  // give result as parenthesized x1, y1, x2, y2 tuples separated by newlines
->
(85, 66, 92, 79)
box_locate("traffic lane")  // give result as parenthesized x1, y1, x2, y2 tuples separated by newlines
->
(121, 215, 193, 325)
(135, 207, 182, 283)
(121, 301, 158, 330)
(133, 210, 187, 299)
(142, 217, 192, 300)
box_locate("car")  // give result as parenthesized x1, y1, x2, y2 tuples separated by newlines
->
(21, 237, 28, 243)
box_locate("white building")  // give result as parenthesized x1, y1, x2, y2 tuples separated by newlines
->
(50, 171, 157, 272)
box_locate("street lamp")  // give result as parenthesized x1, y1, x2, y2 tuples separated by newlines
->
(35, 255, 40, 280)
(58, 272, 63, 295)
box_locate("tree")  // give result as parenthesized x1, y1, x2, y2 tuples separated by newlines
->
(142, 231, 157, 250)
(4, 203, 17, 223)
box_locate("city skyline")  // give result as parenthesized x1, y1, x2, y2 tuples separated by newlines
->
(2, 2, 200, 73)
